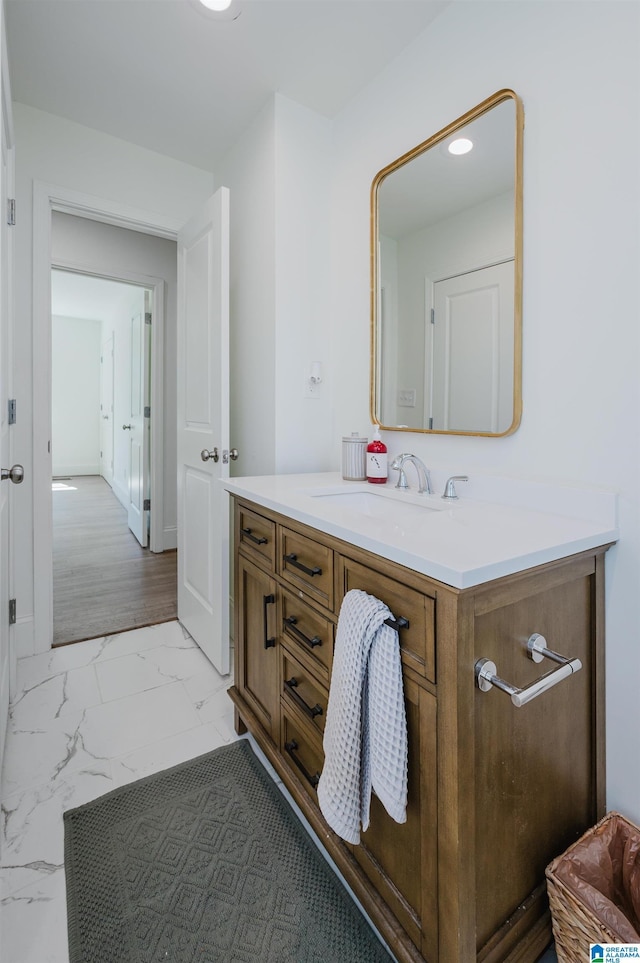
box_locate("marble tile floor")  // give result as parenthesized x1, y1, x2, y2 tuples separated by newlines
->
(0, 618, 558, 963)
(0, 620, 238, 962)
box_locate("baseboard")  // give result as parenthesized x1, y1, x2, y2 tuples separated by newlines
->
(14, 615, 36, 662)
(52, 464, 101, 477)
(163, 526, 177, 551)
(111, 480, 129, 511)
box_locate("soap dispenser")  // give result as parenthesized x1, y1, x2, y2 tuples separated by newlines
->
(366, 425, 388, 484)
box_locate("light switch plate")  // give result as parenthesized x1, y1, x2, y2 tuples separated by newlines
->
(398, 389, 416, 407)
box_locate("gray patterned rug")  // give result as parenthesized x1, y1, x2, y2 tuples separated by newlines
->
(64, 739, 393, 962)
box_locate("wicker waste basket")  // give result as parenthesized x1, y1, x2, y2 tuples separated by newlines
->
(546, 811, 640, 963)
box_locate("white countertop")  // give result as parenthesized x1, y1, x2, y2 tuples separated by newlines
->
(224, 472, 618, 589)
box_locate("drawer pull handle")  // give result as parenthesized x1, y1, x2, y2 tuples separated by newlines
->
(242, 526, 268, 546)
(384, 615, 410, 631)
(285, 677, 323, 719)
(475, 634, 582, 708)
(283, 615, 322, 649)
(284, 739, 320, 789)
(263, 594, 276, 649)
(284, 553, 322, 578)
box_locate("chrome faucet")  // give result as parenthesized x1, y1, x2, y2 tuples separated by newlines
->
(390, 453, 433, 494)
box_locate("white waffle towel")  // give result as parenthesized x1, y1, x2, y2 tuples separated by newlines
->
(317, 589, 408, 845)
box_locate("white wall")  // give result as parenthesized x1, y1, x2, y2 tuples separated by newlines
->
(216, 100, 277, 478)
(51, 315, 101, 475)
(216, 94, 332, 478)
(327, 1, 640, 820)
(13, 104, 213, 656)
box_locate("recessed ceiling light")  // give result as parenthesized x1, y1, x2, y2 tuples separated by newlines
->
(189, 0, 242, 22)
(448, 138, 474, 156)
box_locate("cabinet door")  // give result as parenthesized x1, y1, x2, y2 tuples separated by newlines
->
(350, 677, 438, 955)
(473, 565, 597, 956)
(236, 555, 279, 741)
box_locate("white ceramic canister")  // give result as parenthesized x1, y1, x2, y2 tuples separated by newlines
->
(342, 433, 368, 481)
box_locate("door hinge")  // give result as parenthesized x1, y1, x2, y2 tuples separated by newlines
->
(144, 312, 152, 325)
(7, 198, 15, 226)
(143, 498, 151, 511)
(9, 599, 16, 625)
(428, 417, 434, 429)
(144, 406, 151, 418)
(430, 308, 435, 324)
(8, 398, 16, 424)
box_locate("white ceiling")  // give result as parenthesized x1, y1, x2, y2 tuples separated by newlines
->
(51, 270, 146, 322)
(5, 0, 449, 171)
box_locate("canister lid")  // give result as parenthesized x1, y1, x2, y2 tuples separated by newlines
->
(342, 432, 367, 443)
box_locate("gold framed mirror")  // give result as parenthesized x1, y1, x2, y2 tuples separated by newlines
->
(370, 89, 523, 436)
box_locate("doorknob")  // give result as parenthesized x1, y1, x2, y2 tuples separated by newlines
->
(222, 448, 239, 464)
(201, 448, 219, 463)
(122, 424, 132, 430)
(1, 464, 24, 484)
(229, 448, 239, 461)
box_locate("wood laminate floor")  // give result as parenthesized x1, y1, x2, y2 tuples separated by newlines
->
(52, 475, 177, 646)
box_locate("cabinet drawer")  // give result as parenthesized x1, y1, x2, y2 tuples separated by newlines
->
(339, 557, 436, 683)
(237, 504, 276, 568)
(280, 588, 334, 683)
(278, 527, 334, 610)
(281, 705, 324, 800)
(281, 649, 328, 736)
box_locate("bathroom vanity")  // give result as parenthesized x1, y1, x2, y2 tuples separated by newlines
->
(225, 472, 617, 963)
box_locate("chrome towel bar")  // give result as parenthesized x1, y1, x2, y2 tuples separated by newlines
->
(475, 633, 582, 708)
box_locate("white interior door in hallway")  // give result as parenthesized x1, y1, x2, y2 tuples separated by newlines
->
(125, 295, 151, 547)
(0, 29, 14, 779)
(177, 187, 232, 676)
(100, 332, 114, 487)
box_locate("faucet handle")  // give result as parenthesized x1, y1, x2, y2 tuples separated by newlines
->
(391, 453, 411, 490)
(442, 475, 468, 500)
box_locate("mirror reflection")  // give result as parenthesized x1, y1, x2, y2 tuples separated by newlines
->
(371, 90, 523, 435)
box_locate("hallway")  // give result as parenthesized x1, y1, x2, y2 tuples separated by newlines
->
(52, 476, 177, 645)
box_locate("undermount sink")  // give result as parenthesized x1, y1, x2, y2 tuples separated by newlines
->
(307, 486, 442, 521)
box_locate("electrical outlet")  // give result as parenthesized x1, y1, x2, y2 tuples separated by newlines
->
(397, 388, 416, 407)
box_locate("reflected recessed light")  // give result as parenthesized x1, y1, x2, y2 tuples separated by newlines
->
(448, 137, 474, 156)
(190, 0, 242, 21)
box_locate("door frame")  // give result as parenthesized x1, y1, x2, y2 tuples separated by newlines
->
(33, 181, 180, 652)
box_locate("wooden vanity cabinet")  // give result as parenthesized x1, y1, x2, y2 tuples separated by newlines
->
(229, 496, 609, 963)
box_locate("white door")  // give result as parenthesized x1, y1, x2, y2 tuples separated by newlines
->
(431, 261, 514, 433)
(100, 333, 114, 487)
(0, 61, 14, 778)
(177, 188, 231, 674)
(126, 304, 150, 546)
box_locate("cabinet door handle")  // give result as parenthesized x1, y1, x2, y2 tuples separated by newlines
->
(475, 634, 582, 708)
(242, 526, 268, 546)
(283, 615, 322, 649)
(263, 594, 276, 649)
(384, 615, 410, 631)
(284, 678, 323, 720)
(284, 553, 322, 578)
(284, 740, 320, 789)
